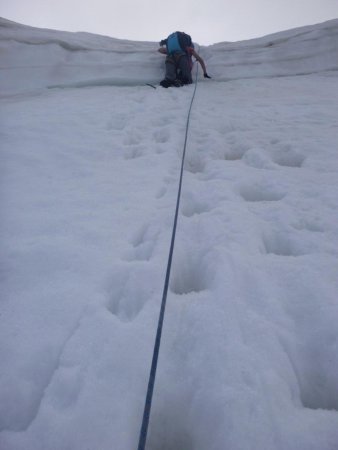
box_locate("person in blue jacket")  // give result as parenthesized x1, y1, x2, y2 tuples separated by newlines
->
(158, 31, 211, 87)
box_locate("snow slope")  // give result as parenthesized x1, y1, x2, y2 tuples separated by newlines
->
(1, 17, 338, 450)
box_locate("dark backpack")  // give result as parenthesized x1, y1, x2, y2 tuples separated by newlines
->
(162, 32, 193, 55)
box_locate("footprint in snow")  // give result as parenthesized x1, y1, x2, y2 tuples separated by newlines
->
(170, 250, 214, 295)
(106, 224, 161, 321)
(239, 184, 286, 202)
(155, 185, 167, 199)
(262, 230, 309, 257)
(123, 145, 145, 160)
(223, 146, 247, 161)
(123, 131, 142, 146)
(153, 128, 171, 144)
(123, 224, 158, 262)
(180, 193, 211, 218)
(184, 153, 206, 174)
(271, 144, 305, 168)
(291, 218, 324, 233)
(106, 264, 153, 322)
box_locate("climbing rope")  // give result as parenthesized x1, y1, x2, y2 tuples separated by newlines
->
(137, 62, 199, 450)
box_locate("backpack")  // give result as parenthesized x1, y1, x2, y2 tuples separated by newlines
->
(165, 32, 193, 55)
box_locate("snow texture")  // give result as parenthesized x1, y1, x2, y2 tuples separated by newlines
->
(1, 16, 338, 450)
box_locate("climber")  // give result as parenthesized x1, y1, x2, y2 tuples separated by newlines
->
(158, 31, 211, 88)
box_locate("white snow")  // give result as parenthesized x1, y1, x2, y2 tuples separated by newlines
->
(1, 16, 338, 450)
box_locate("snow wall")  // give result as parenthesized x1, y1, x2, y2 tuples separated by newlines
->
(0, 17, 338, 94)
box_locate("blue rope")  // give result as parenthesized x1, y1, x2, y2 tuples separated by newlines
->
(137, 64, 199, 450)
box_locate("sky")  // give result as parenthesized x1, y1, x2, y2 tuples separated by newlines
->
(0, 0, 338, 45)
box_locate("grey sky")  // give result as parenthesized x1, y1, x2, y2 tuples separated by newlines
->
(1, 0, 337, 44)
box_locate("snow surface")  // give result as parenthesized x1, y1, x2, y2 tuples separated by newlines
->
(1, 17, 338, 450)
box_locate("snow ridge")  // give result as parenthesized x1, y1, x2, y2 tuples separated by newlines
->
(1, 17, 338, 94)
